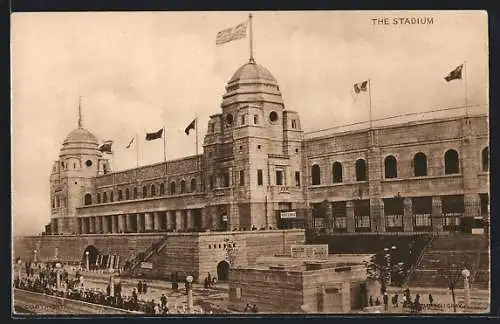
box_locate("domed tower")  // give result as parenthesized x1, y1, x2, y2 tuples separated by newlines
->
(204, 60, 305, 231)
(48, 103, 110, 234)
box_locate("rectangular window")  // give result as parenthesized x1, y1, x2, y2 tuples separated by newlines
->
(291, 119, 297, 129)
(254, 115, 259, 124)
(276, 170, 284, 185)
(295, 171, 301, 187)
(239, 170, 245, 186)
(241, 115, 245, 125)
(223, 172, 230, 187)
(480, 193, 489, 215)
(257, 169, 263, 186)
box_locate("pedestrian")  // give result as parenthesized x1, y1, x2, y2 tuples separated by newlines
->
(143, 282, 148, 294)
(383, 292, 389, 311)
(393, 294, 399, 308)
(154, 303, 161, 314)
(244, 303, 252, 312)
(137, 281, 143, 294)
(428, 293, 434, 305)
(375, 297, 381, 306)
(369, 295, 374, 306)
(161, 294, 167, 309)
(207, 272, 212, 285)
(251, 304, 259, 313)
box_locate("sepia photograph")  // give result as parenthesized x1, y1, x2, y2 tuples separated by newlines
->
(11, 10, 490, 315)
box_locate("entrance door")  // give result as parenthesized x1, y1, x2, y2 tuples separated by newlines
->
(217, 261, 230, 281)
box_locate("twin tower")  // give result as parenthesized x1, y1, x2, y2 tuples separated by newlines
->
(48, 61, 307, 234)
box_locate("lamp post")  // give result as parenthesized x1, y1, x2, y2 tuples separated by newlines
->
(462, 268, 470, 308)
(55, 262, 62, 289)
(85, 251, 90, 271)
(33, 249, 38, 263)
(186, 275, 193, 313)
(17, 259, 22, 280)
(109, 268, 115, 297)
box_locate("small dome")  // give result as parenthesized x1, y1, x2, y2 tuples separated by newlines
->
(63, 127, 98, 144)
(229, 62, 277, 83)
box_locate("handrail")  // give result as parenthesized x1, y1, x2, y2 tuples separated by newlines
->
(404, 235, 434, 287)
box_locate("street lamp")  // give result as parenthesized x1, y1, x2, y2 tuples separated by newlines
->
(462, 268, 470, 308)
(55, 262, 62, 289)
(16, 259, 22, 280)
(186, 275, 194, 313)
(109, 268, 115, 297)
(33, 250, 38, 263)
(85, 251, 90, 271)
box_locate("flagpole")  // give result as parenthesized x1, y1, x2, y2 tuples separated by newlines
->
(368, 79, 373, 129)
(163, 126, 167, 162)
(463, 61, 469, 118)
(136, 134, 139, 168)
(195, 117, 199, 156)
(249, 13, 254, 63)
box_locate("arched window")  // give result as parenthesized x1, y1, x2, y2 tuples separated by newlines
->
(97, 193, 101, 204)
(180, 180, 186, 194)
(160, 183, 165, 195)
(133, 187, 138, 199)
(444, 149, 460, 174)
(84, 193, 92, 206)
(355, 159, 367, 181)
(110, 191, 114, 202)
(151, 184, 156, 196)
(103, 192, 108, 203)
(118, 190, 123, 201)
(143, 186, 147, 198)
(190, 178, 197, 192)
(384, 155, 398, 179)
(482, 147, 489, 172)
(311, 164, 321, 185)
(125, 188, 130, 200)
(170, 181, 176, 195)
(413, 152, 427, 177)
(332, 162, 343, 183)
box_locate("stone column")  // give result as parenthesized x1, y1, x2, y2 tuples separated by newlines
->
(111, 215, 117, 233)
(200, 208, 208, 231)
(145, 213, 153, 231)
(89, 217, 95, 234)
(118, 215, 126, 233)
(102, 216, 109, 233)
(176, 210, 184, 230)
(403, 197, 414, 232)
(95, 216, 102, 234)
(346, 201, 355, 233)
(431, 196, 443, 233)
(125, 214, 132, 233)
(153, 212, 161, 231)
(166, 211, 174, 230)
(186, 210, 195, 230)
(370, 198, 384, 233)
(136, 214, 142, 233)
(77, 218, 83, 234)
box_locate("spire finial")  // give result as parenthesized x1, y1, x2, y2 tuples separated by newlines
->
(248, 13, 255, 64)
(78, 96, 83, 128)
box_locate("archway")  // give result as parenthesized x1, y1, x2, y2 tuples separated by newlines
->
(217, 260, 230, 281)
(82, 245, 99, 270)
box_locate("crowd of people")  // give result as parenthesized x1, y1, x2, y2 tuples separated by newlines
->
(369, 288, 432, 313)
(13, 261, 212, 314)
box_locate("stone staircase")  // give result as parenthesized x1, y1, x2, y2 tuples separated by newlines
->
(122, 236, 169, 277)
(407, 234, 489, 289)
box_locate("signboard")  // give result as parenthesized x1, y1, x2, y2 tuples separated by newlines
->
(140, 262, 153, 269)
(290, 244, 329, 259)
(280, 211, 297, 219)
(472, 228, 484, 235)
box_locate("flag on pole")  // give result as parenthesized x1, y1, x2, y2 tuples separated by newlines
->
(98, 140, 113, 153)
(354, 81, 368, 94)
(145, 128, 163, 141)
(185, 119, 196, 135)
(125, 137, 135, 149)
(216, 21, 248, 45)
(444, 64, 463, 82)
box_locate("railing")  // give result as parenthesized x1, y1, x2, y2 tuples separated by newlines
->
(404, 235, 435, 287)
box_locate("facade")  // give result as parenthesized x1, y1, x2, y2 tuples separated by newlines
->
(46, 60, 489, 237)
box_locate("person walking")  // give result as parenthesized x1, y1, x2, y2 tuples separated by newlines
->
(137, 281, 143, 294)
(428, 293, 434, 306)
(383, 292, 389, 312)
(369, 295, 374, 306)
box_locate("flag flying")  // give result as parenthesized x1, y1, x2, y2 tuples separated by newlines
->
(444, 64, 463, 82)
(145, 128, 163, 141)
(185, 119, 196, 135)
(98, 140, 113, 153)
(216, 21, 248, 45)
(125, 136, 135, 149)
(354, 81, 368, 94)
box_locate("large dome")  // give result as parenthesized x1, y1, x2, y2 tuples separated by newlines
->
(228, 62, 277, 83)
(63, 127, 98, 145)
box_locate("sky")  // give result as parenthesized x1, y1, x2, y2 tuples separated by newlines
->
(11, 11, 488, 235)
